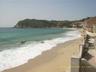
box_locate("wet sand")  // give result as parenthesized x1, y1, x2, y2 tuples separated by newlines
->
(3, 38, 82, 72)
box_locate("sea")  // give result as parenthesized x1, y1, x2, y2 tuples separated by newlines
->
(0, 28, 81, 72)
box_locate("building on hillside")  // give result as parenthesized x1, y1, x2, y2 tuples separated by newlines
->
(72, 22, 83, 28)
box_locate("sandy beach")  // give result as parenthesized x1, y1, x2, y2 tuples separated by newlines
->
(3, 38, 82, 72)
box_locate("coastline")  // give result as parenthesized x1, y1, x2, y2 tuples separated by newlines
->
(3, 38, 82, 72)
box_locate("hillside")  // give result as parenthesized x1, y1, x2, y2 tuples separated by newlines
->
(14, 19, 74, 28)
(14, 16, 96, 28)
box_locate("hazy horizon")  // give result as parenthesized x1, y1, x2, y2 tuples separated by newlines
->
(0, 0, 96, 27)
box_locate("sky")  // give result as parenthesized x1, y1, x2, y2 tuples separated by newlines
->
(0, 0, 96, 27)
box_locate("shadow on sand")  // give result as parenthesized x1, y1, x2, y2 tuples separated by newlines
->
(79, 58, 96, 72)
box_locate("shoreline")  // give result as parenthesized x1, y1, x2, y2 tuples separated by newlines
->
(3, 38, 82, 72)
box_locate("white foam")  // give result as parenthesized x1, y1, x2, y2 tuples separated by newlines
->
(0, 30, 81, 72)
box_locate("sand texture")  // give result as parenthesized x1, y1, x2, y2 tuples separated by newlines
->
(3, 38, 82, 72)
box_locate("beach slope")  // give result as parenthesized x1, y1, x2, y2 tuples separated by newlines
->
(3, 38, 81, 72)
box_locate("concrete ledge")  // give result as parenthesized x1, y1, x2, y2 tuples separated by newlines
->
(71, 44, 83, 72)
(71, 57, 81, 72)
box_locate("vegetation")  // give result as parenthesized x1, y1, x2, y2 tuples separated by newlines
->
(15, 19, 74, 28)
(15, 16, 96, 28)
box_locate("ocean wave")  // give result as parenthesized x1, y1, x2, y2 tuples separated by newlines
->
(0, 30, 81, 72)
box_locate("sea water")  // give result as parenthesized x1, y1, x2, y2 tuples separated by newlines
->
(0, 28, 81, 72)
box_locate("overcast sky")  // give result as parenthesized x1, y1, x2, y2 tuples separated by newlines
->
(0, 0, 96, 27)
